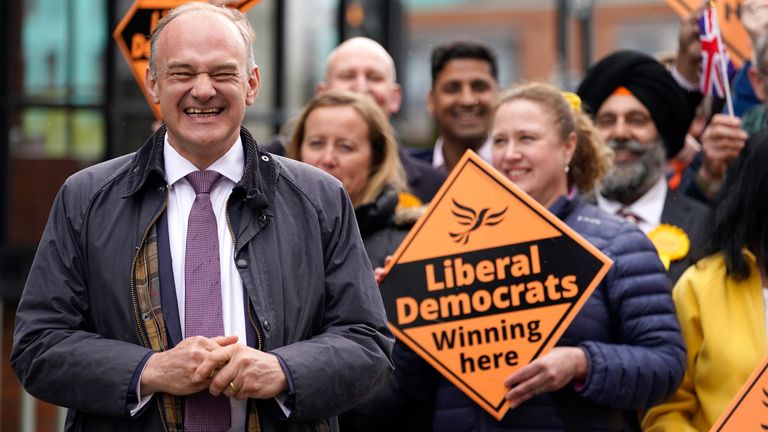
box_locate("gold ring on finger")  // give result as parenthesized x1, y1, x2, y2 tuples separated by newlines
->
(229, 382, 240, 393)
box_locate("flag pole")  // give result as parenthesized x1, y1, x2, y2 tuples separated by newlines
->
(710, 1, 734, 115)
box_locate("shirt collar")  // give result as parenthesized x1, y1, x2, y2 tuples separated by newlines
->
(596, 174, 667, 230)
(432, 137, 446, 170)
(432, 136, 493, 172)
(477, 136, 493, 162)
(164, 135, 244, 187)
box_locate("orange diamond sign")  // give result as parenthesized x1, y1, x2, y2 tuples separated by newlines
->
(113, 0, 262, 120)
(379, 151, 613, 420)
(666, 0, 750, 68)
(711, 354, 768, 431)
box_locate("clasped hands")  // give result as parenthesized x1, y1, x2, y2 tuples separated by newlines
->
(140, 335, 288, 401)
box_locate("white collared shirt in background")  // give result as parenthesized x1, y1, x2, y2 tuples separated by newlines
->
(595, 174, 667, 235)
(432, 136, 493, 173)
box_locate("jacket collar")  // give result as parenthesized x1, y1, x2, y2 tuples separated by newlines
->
(124, 124, 167, 197)
(355, 186, 398, 237)
(548, 191, 581, 220)
(124, 125, 277, 213)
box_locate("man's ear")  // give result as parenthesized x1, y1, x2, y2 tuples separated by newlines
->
(316, 81, 329, 95)
(427, 89, 435, 116)
(748, 65, 767, 102)
(387, 83, 403, 115)
(145, 68, 160, 104)
(246, 66, 261, 105)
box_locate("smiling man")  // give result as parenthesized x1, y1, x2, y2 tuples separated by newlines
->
(577, 50, 709, 284)
(11, 3, 393, 432)
(316, 37, 446, 203)
(428, 40, 499, 173)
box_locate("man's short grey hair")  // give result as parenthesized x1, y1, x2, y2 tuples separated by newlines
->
(148, 2, 256, 78)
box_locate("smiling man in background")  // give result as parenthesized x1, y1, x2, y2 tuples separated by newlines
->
(428, 40, 499, 173)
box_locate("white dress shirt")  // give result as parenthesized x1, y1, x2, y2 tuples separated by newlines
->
(432, 136, 493, 173)
(164, 137, 247, 345)
(595, 174, 668, 235)
(133, 137, 291, 427)
(133, 137, 248, 431)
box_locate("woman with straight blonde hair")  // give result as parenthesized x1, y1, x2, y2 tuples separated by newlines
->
(289, 90, 428, 431)
(288, 89, 419, 267)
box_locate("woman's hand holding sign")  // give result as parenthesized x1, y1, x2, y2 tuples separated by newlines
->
(503, 347, 588, 409)
(374, 255, 393, 284)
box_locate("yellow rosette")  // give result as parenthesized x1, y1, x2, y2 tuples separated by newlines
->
(397, 192, 423, 210)
(647, 224, 690, 271)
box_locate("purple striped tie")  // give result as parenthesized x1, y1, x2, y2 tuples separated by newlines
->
(617, 207, 642, 224)
(184, 170, 230, 431)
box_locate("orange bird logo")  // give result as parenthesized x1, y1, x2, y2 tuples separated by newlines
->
(449, 199, 507, 245)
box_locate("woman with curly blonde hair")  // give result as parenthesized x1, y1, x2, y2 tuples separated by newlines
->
(494, 83, 613, 196)
(395, 82, 685, 431)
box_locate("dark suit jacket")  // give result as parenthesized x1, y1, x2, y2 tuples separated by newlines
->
(587, 188, 710, 286)
(661, 189, 710, 284)
(398, 147, 446, 203)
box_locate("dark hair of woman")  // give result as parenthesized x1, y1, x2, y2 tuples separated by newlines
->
(703, 127, 768, 280)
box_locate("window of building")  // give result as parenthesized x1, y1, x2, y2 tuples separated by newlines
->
(8, 0, 107, 248)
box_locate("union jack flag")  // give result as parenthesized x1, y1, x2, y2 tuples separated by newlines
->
(698, 5, 734, 98)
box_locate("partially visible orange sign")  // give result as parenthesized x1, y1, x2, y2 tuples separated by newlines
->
(711, 354, 768, 431)
(379, 151, 613, 420)
(666, 0, 750, 68)
(113, 0, 262, 120)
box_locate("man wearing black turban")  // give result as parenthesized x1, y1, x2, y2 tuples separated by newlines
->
(577, 49, 709, 285)
(578, 50, 695, 158)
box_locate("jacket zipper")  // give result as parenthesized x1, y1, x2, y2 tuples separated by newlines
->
(130, 197, 169, 432)
(245, 301, 263, 354)
(228, 198, 263, 432)
(247, 303, 263, 432)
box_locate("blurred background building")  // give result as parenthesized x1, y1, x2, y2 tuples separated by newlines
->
(0, 0, 680, 429)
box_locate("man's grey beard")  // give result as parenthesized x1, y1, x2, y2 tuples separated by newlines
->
(600, 138, 666, 205)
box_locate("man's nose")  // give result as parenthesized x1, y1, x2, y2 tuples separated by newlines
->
(351, 74, 368, 93)
(610, 118, 630, 141)
(191, 73, 216, 101)
(459, 85, 475, 106)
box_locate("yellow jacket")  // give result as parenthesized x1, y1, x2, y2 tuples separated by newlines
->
(642, 252, 766, 431)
